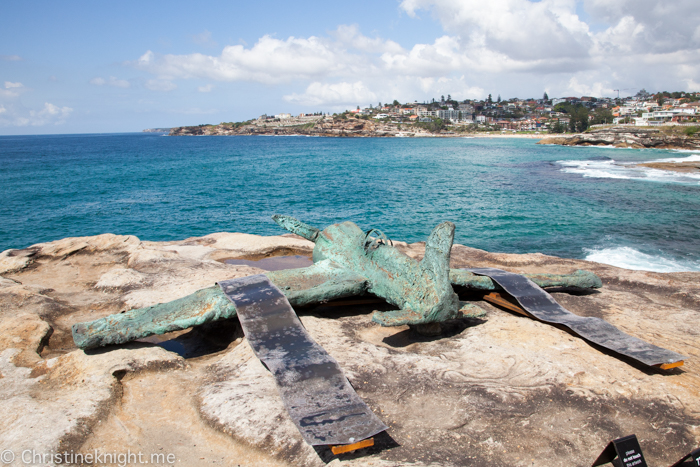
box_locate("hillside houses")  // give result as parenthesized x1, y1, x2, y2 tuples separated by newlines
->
(250, 90, 698, 134)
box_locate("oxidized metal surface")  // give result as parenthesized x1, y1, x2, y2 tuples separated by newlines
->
(218, 274, 387, 446)
(72, 215, 604, 348)
(266, 259, 369, 307)
(273, 215, 460, 326)
(465, 267, 685, 367)
(72, 286, 237, 350)
(450, 268, 602, 291)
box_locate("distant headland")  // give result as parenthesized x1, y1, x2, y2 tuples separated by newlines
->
(163, 89, 700, 139)
(142, 128, 172, 133)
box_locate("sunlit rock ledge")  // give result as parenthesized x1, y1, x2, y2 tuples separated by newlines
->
(538, 126, 700, 150)
(0, 232, 698, 466)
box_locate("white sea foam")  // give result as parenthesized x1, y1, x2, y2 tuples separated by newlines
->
(648, 153, 700, 163)
(557, 158, 700, 184)
(584, 246, 700, 272)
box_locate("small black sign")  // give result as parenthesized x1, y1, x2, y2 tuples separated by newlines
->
(592, 434, 648, 467)
(670, 447, 700, 467)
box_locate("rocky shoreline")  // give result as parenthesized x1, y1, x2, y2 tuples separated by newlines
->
(1, 232, 699, 466)
(169, 116, 471, 138)
(537, 126, 700, 150)
(636, 160, 700, 173)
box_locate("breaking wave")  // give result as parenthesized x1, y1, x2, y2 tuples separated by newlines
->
(557, 153, 700, 184)
(584, 246, 700, 272)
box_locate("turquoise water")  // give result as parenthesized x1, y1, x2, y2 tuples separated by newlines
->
(1, 133, 699, 271)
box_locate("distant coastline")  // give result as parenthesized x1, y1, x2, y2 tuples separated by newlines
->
(166, 117, 544, 139)
(142, 128, 172, 133)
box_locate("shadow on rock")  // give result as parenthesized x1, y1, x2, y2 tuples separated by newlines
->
(383, 317, 487, 348)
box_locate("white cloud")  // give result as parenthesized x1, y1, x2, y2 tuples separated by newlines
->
(131, 30, 375, 84)
(331, 24, 403, 54)
(145, 79, 177, 91)
(684, 78, 700, 91)
(90, 76, 130, 88)
(564, 76, 612, 97)
(284, 81, 378, 106)
(584, 0, 700, 53)
(0, 89, 20, 98)
(130, 3, 700, 108)
(5, 82, 23, 89)
(0, 102, 73, 127)
(400, 0, 592, 61)
(0, 55, 21, 61)
(284, 76, 484, 109)
(197, 84, 214, 92)
(397, 0, 700, 96)
(29, 102, 73, 125)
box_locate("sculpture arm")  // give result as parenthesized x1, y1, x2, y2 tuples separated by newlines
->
(72, 286, 236, 350)
(72, 260, 369, 350)
(450, 269, 602, 291)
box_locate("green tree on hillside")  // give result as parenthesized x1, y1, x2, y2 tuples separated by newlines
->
(568, 106, 590, 132)
(414, 117, 446, 133)
(591, 108, 613, 125)
(549, 120, 566, 133)
(552, 102, 589, 132)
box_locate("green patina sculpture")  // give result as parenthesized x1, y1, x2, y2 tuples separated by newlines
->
(72, 215, 601, 349)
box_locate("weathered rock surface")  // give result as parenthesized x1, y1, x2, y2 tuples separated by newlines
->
(0, 231, 698, 466)
(538, 126, 700, 150)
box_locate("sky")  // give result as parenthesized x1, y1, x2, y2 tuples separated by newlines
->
(1, 0, 700, 134)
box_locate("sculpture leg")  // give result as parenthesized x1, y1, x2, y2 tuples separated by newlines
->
(449, 269, 602, 291)
(72, 286, 237, 350)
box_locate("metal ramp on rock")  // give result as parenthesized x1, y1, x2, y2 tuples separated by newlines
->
(218, 274, 387, 449)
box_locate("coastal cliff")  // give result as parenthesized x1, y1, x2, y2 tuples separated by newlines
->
(170, 116, 437, 138)
(538, 126, 700, 150)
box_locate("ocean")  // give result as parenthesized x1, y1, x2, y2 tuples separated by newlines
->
(1, 133, 699, 272)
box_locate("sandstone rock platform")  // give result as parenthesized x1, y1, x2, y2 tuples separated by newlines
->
(0, 232, 698, 466)
(537, 126, 700, 150)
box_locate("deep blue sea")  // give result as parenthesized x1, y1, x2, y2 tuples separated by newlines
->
(1, 133, 699, 272)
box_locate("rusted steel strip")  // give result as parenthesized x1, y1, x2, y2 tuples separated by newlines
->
(482, 292, 529, 317)
(465, 268, 685, 368)
(218, 274, 387, 446)
(331, 438, 375, 455)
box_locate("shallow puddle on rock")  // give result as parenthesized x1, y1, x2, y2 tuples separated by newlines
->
(224, 255, 312, 271)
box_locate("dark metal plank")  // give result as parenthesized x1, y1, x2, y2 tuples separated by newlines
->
(218, 274, 387, 446)
(465, 268, 685, 368)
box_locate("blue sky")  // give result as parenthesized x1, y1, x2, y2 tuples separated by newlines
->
(1, 0, 699, 134)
